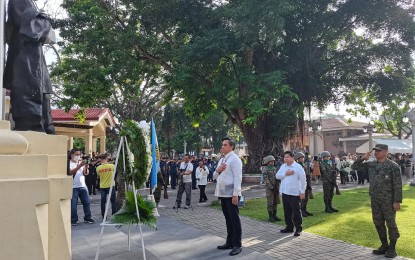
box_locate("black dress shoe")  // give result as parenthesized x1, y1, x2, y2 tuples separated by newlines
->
(294, 230, 302, 236)
(229, 247, 242, 256)
(280, 227, 294, 233)
(217, 244, 233, 250)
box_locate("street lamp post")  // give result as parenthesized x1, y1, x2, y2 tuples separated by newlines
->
(363, 120, 376, 150)
(183, 140, 187, 154)
(308, 120, 321, 156)
(403, 108, 415, 184)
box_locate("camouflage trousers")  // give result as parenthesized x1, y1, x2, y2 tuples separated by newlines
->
(301, 188, 310, 209)
(371, 198, 400, 240)
(154, 184, 162, 204)
(266, 187, 280, 212)
(322, 182, 334, 204)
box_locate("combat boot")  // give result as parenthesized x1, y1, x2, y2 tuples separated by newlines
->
(329, 200, 339, 212)
(372, 236, 388, 255)
(268, 211, 276, 222)
(324, 199, 333, 213)
(301, 208, 308, 217)
(325, 203, 333, 213)
(385, 239, 397, 258)
(303, 205, 313, 216)
(272, 210, 281, 221)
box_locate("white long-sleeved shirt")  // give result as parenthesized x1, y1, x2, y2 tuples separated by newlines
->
(213, 151, 242, 197)
(275, 161, 306, 196)
(196, 166, 209, 185)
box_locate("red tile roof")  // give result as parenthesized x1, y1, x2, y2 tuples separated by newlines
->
(51, 108, 116, 125)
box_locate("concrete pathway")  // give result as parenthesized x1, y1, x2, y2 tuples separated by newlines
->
(72, 180, 411, 259)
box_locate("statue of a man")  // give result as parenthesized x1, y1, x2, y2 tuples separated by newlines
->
(4, 0, 55, 134)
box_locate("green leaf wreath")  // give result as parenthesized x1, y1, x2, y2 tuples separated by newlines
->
(111, 119, 157, 229)
(120, 120, 150, 188)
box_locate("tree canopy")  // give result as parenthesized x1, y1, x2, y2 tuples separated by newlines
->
(53, 0, 415, 172)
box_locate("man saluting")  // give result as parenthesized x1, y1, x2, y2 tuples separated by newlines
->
(352, 144, 402, 258)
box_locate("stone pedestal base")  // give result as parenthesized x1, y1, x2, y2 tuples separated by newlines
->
(0, 121, 72, 260)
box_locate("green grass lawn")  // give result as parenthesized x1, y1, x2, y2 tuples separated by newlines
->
(212, 185, 415, 259)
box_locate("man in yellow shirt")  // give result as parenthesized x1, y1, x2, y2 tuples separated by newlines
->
(96, 153, 117, 218)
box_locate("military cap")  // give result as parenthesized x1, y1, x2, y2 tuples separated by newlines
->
(263, 155, 276, 165)
(320, 151, 331, 158)
(372, 144, 388, 151)
(294, 152, 305, 160)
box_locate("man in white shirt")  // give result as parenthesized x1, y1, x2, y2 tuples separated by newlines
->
(276, 151, 306, 236)
(68, 149, 95, 226)
(213, 137, 243, 256)
(174, 154, 193, 209)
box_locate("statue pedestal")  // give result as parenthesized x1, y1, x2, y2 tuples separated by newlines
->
(0, 121, 72, 260)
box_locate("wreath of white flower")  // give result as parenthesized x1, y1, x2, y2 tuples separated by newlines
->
(136, 120, 152, 180)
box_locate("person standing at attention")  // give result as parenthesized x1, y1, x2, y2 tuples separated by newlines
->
(196, 160, 209, 203)
(214, 137, 243, 256)
(352, 144, 402, 258)
(262, 155, 281, 222)
(276, 151, 306, 236)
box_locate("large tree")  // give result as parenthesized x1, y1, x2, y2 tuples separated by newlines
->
(54, 0, 415, 173)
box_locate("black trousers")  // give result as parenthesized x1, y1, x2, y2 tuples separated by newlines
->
(282, 193, 302, 231)
(220, 197, 242, 247)
(170, 173, 177, 189)
(198, 185, 207, 202)
(357, 171, 365, 184)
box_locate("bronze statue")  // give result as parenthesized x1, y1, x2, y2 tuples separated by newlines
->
(4, 0, 55, 134)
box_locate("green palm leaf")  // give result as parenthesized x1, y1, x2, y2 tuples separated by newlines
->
(110, 191, 157, 229)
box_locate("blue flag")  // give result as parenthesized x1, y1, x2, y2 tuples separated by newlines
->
(150, 118, 159, 191)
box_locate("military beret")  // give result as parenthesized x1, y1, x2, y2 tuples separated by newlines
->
(372, 144, 388, 151)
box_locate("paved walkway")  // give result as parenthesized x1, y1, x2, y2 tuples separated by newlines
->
(72, 180, 411, 259)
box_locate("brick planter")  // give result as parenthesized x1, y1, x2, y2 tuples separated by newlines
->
(242, 174, 261, 183)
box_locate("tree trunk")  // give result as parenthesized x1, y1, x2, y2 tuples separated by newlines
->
(235, 117, 282, 175)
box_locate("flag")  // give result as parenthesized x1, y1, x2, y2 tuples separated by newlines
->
(150, 118, 160, 191)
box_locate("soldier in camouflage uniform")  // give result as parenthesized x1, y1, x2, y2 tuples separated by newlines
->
(295, 152, 313, 217)
(262, 155, 281, 222)
(320, 151, 339, 213)
(352, 144, 402, 258)
(154, 169, 166, 207)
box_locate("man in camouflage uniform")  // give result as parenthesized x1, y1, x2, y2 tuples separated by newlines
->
(352, 144, 402, 258)
(154, 169, 166, 207)
(320, 151, 339, 213)
(262, 155, 281, 222)
(295, 152, 313, 217)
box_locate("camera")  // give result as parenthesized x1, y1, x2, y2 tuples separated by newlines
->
(82, 156, 91, 164)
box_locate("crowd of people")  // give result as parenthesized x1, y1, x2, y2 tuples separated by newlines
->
(67, 139, 406, 258)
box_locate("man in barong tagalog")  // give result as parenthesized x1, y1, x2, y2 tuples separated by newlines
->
(4, 0, 55, 134)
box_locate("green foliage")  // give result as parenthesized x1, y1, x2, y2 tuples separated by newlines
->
(346, 87, 414, 139)
(54, 0, 415, 171)
(111, 191, 157, 229)
(158, 103, 230, 156)
(120, 120, 149, 188)
(73, 137, 85, 151)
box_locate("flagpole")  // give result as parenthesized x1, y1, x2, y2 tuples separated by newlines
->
(149, 119, 153, 195)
